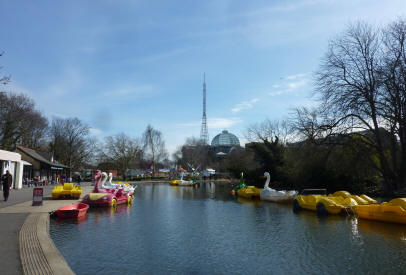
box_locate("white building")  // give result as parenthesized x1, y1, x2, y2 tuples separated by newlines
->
(203, 168, 216, 177)
(0, 149, 24, 189)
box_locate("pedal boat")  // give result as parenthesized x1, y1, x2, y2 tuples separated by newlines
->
(316, 191, 377, 215)
(170, 180, 179, 185)
(294, 190, 377, 215)
(171, 173, 194, 186)
(354, 198, 406, 224)
(56, 203, 89, 219)
(178, 179, 194, 186)
(293, 189, 327, 212)
(52, 183, 82, 199)
(260, 172, 298, 203)
(234, 172, 262, 199)
(82, 170, 133, 207)
(330, 191, 377, 205)
(238, 186, 262, 199)
(103, 173, 136, 194)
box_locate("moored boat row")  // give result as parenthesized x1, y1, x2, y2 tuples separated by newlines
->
(231, 171, 406, 225)
(55, 170, 137, 220)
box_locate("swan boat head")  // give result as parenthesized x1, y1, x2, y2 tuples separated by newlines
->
(264, 172, 271, 189)
(101, 172, 108, 188)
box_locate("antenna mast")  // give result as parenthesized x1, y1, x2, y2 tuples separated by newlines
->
(200, 73, 209, 144)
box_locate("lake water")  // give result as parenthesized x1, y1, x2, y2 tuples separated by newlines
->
(50, 182, 406, 274)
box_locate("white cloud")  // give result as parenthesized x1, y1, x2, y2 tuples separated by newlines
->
(89, 128, 102, 136)
(209, 117, 243, 129)
(268, 90, 285, 97)
(284, 73, 307, 80)
(287, 79, 307, 89)
(269, 73, 308, 97)
(231, 98, 259, 113)
(177, 117, 242, 129)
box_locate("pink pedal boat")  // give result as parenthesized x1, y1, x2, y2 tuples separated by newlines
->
(56, 203, 89, 219)
(82, 170, 133, 207)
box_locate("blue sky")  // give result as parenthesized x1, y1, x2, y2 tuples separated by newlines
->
(1, 0, 405, 154)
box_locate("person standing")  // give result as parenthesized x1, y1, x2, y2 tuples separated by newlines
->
(1, 170, 12, 201)
(76, 174, 81, 186)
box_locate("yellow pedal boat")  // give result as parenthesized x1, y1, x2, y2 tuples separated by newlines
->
(237, 186, 262, 199)
(170, 180, 179, 185)
(293, 189, 377, 215)
(52, 183, 82, 199)
(330, 191, 377, 205)
(354, 198, 406, 224)
(293, 189, 327, 212)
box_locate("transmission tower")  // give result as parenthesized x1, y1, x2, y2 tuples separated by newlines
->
(200, 73, 209, 144)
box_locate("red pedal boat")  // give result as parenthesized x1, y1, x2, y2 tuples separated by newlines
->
(56, 203, 89, 219)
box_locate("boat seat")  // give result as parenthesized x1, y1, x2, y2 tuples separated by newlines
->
(387, 198, 406, 210)
(63, 183, 73, 190)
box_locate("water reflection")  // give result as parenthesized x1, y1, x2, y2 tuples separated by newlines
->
(349, 217, 362, 241)
(167, 182, 229, 201)
(52, 214, 88, 225)
(357, 218, 406, 241)
(237, 196, 261, 206)
(87, 204, 132, 224)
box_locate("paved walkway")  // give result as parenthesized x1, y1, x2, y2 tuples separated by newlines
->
(0, 183, 93, 275)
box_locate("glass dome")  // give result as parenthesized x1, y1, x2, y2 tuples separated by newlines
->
(211, 130, 240, 147)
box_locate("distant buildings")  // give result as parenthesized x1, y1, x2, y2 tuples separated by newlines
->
(211, 130, 240, 155)
(16, 146, 70, 182)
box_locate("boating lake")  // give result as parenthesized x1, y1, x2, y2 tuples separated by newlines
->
(50, 183, 406, 274)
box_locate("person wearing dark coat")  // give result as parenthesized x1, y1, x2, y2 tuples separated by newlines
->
(76, 174, 81, 186)
(1, 170, 12, 201)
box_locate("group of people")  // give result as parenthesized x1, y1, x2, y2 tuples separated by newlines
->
(23, 177, 51, 187)
(22, 174, 82, 187)
(1, 171, 83, 201)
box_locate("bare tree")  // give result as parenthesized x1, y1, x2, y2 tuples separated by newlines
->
(49, 117, 95, 172)
(103, 133, 143, 177)
(0, 52, 10, 85)
(380, 18, 406, 188)
(314, 19, 406, 192)
(142, 125, 168, 174)
(288, 107, 340, 144)
(245, 118, 291, 144)
(20, 110, 48, 150)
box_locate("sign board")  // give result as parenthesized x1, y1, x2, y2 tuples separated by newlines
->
(32, 188, 43, 206)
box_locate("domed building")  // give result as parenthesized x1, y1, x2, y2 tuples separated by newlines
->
(211, 130, 240, 154)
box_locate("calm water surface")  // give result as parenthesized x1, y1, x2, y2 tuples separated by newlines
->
(50, 183, 406, 274)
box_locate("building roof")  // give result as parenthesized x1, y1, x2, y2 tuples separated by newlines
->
(17, 146, 69, 168)
(0, 149, 21, 162)
(211, 130, 240, 147)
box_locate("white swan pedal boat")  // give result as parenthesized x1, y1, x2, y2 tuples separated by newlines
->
(260, 172, 298, 202)
(102, 172, 136, 194)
